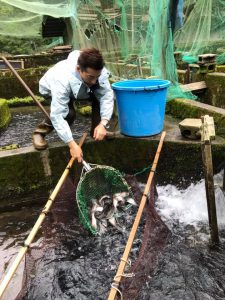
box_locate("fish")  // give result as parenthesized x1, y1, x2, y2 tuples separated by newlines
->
(91, 199, 104, 230)
(90, 191, 137, 234)
(98, 219, 108, 235)
(108, 216, 124, 232)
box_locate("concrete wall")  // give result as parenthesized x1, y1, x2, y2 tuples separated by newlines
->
(0, 67, 48, 99)
(0, 99, 11, 130)
(0, 136, 224, 210)
(179, 70, 225, 109)
(1, 55, 225, 107)
(166, 98, 225, 138)
(3, 52, 69, 69)
(0, 52, 70, 99)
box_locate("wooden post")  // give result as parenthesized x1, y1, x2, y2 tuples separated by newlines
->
(223, 164, 225, 191)
(201, 115, 219, 245)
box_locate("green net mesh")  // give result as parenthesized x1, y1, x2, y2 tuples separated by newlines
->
(175, 1, 225, 55)
(76, 164, 133, 235)
(2, 0, 225, 99)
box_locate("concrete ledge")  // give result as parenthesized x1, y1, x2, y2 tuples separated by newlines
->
(205, 72, 225, 108)
(0, 134, 224, 208)
(166, 98, 225, 137)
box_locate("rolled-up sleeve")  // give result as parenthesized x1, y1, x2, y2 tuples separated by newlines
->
(50, 80, 74, 144)
(95, 79, 114, 121)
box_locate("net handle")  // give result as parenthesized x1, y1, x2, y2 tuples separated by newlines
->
(107, 131, 166, 300)
(0, 133, 88, 299)
(81, 159, 92, 171)
(1, 56, 50, 121)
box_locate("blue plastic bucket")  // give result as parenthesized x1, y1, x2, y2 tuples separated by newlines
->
(112, 79, 170, 137)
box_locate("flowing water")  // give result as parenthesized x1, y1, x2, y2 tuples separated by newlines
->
(139, 172, 225, 300)
(0, 172, 225, 300)
(0, 107, 91, 148)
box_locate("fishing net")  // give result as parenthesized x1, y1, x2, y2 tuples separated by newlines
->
(76, 163, 133, 235)
(14, 172, 170, 300)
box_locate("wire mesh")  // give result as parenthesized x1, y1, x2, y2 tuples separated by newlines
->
(76, 164, 133, 234)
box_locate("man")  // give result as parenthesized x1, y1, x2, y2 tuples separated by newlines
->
(33, 48, 114, 162)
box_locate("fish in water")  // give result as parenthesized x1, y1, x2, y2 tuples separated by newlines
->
(91, 191, 137, 234)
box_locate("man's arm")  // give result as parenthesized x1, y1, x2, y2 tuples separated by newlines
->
(93, 78, 114, 140)
(50, 80, 83, 161)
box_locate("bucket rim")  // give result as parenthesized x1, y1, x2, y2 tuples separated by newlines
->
(112, 79, 171, 91)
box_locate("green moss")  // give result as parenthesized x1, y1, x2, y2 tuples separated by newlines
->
(0, 95, 45, 107)
(77, 105, 92, 116)
(166, 98, 225, 137)
(166, 99, 200, 119)
(0, 66, 49, 99)
(0, 66, 49, 80)
(0, 99, 11, 130)
(0, 144, 19, 151)
(216, 66, 225, 73)
(0, 150, 49, 200)
(0, 137, 225, 201)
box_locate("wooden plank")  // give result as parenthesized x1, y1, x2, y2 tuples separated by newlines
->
(180, 81, 207, 92)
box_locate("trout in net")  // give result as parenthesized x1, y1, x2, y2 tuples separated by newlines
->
(90, 191, 137, 234)
(76, 163, 137, 235)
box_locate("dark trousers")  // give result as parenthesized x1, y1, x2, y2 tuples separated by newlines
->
(35, 92, 101, 137)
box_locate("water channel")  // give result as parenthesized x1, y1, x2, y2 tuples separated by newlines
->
(0, 107, 91, 148)
(0, 107, 225, 299)
(0, 172, 224, 300)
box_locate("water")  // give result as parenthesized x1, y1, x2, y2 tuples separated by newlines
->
(139, 171, 225, 300)
(0, 107, 91, 148)
(0, 205, 41, 300)
(156, 172, 225, 230)
(0, 173, 225, 299)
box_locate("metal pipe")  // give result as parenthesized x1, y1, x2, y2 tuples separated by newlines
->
(1, 56, 50, 121)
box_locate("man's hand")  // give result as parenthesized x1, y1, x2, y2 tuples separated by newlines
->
(68, 140, 83, 162)
(93, 123, 107, 140)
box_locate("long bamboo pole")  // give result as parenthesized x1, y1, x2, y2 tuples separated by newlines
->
(0, 133, 87, 299)
(108, 131, 166, 300)
(1, 56, 50, 121)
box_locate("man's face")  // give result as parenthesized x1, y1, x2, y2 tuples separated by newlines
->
(77, 66, 102, 87)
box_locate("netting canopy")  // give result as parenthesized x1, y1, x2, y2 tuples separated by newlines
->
(0, 1, 75, 37)
(2, 0, 225, 99)
(174, 0, 225, 65)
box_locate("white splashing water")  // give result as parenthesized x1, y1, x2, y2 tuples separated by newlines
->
(155, 171, 225, 230)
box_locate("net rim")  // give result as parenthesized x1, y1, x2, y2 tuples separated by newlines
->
(76, 164, 133, 234)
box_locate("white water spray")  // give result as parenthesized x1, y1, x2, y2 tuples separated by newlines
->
(156, 171, 225, 229)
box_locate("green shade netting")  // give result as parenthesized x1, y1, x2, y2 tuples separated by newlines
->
(175, 0, 225, 64)
(7, 0, 225, 99)
(0, 0, 76, 37)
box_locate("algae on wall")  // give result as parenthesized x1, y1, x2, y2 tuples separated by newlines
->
(0, 99, 11, 130)
(0, 66, 48, 99)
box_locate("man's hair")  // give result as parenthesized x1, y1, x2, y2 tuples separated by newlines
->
(78, 48, 105, 71)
